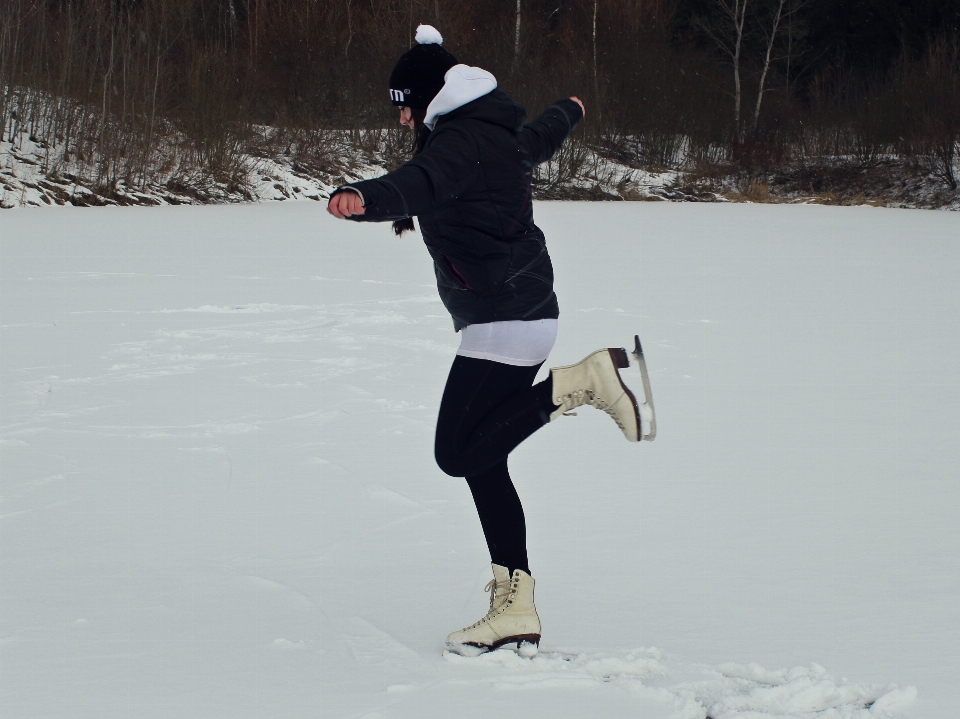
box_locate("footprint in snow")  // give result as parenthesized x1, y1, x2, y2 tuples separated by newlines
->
(439, 649, 916, 719)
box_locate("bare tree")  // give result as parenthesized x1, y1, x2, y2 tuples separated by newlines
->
(781, 0, 824, 97)
(344, 0, 354, 59)
(513, 0, 521, 74)
(750, 0, 783, 133)
(592, 0, 600, 121)
(751, 0, 810, 133)
(696, 0, 750, 142)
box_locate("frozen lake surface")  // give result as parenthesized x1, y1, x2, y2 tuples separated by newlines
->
(2, 202, 958, 718)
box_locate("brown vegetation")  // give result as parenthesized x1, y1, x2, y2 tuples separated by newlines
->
(1, 0, 958, 204)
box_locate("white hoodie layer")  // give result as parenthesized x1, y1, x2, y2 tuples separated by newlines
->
(423, 65, 498, 130)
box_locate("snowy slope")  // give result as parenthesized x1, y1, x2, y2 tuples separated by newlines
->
(2, 124, 676, 208)
(1, 202, 958, 718)
(1, 127, 340, 208)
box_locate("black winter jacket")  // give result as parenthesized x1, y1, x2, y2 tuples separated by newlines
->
(336, 90, 583, 331)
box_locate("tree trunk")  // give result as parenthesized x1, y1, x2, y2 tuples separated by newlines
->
(701, 0, 750, 143)
(513, 0, 521, 73)
(752, 0, 785, 133)
(345, 0, 353, 59)
(593, 0, 600, 121)
(731, 0, 747, 143)
(99, 23, 116, 184)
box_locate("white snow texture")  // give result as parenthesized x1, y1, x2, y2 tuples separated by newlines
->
(2, 202, 959, 719)
(416, 24, 443, 45)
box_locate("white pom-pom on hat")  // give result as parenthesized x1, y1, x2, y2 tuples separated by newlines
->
(415, 24, 443, 45)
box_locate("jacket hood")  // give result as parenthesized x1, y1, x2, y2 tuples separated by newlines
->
(424, 65, 524, 131)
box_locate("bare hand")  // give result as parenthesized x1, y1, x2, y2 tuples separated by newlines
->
(570, 96, 585, 118)
(327, 190, 365, 219)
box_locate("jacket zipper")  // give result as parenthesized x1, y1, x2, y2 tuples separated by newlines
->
(443, 254, 475, 291)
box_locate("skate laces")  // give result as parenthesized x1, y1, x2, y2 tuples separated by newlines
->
(460, 577, 513, 631)
(557, 389, 626, 431)
(556, 388, 594, 416)
(589, 394, 627, 431)
(484, 577, 512, 610)
(484, 578, 497, 607)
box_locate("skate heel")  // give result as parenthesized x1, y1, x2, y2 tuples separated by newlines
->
(608, 347, 630, 369)
(511, 633, 541, 647)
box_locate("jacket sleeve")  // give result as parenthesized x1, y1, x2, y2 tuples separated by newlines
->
(519, 98, 584, 166)
(331, 125, 480, 222)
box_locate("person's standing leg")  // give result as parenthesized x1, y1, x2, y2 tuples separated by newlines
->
(466, 460, 529, 576)
(437, 356, 545, 654)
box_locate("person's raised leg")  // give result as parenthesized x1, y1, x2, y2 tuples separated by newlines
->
(434, 356, 554, 479)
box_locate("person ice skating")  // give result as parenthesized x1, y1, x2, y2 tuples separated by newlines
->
(326, 25, 652, 657)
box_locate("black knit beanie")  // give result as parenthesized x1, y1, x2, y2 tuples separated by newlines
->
(388, 25, 458, 109)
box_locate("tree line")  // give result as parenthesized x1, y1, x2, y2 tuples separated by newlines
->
(2, 0, 958, 195)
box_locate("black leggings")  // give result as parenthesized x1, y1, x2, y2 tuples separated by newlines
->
(434, 355, 556, 576)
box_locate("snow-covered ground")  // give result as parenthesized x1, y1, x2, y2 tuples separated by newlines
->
(2, 202, 958, 718)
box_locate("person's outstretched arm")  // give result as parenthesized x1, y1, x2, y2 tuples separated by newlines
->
(327, 125, 480, 222)
(520, 96, 585, 166)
